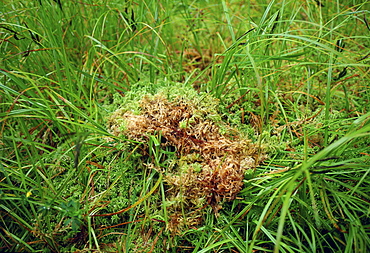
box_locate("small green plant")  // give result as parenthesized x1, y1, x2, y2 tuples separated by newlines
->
(60, 200, 83, 232)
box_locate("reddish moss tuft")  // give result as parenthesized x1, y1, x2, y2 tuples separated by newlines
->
(108, 93, 263, 232)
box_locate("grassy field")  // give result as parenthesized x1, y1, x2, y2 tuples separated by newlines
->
(1, 0, 370, 252)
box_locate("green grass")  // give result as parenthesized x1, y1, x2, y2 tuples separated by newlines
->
(1, 0, 370, 252)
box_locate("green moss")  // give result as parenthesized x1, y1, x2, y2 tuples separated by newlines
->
(106, 80, 263, 234)
(106, 80, 220, 120)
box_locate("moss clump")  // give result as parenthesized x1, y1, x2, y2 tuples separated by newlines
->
(107, 82, 263, 233)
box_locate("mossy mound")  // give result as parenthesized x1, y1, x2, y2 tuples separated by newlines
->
(107, 82, 263, 233)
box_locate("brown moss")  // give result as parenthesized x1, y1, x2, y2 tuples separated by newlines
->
(108, 93, 263, 233)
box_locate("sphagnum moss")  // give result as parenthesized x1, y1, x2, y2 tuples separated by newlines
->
(107, 83, 265, 233)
